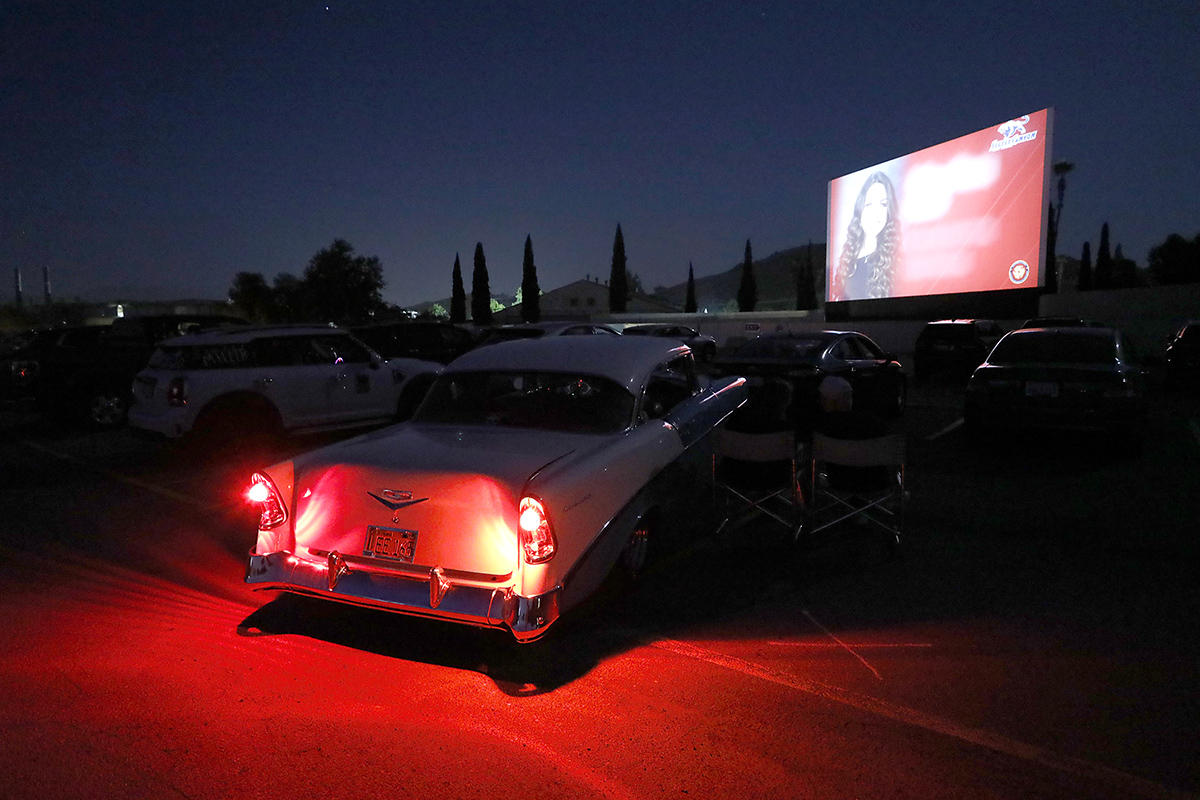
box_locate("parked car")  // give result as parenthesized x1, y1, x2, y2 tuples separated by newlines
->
(711, 330, 906, 422)
(243, 336, 747, 642)
(476, 321, 621, 346)
(350, 320, 476, 365)
(129, 325, 442, 442)
(1164, 320, 1200, 388)
(622, 323, 718, 361)
(1, 325, 108, 408)
(32, 314, 247, 427)
(964, 326, 1145, 440)
(913, 319, 1006, 382)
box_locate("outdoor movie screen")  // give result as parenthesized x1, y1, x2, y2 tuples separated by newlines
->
(826, 108, 1052, 302)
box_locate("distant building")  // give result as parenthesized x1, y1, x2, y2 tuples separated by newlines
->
(494, 278, 678, 323)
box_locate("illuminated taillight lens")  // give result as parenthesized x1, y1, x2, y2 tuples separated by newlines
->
(247, 472, 288, 530)
(167, 377, 187, 407)
(518, 496, 556, 563)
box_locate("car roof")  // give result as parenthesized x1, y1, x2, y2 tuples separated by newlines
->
(156, 324, 346, 346)
(443, 335, 690, 392)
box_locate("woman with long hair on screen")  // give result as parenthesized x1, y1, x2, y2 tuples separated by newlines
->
(834, 171, 901, 300)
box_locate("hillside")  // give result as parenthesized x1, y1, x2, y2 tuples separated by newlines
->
(655, 244, 827, 311)
(411, 243, 828, 314)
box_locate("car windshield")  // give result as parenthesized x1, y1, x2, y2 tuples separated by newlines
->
(989, 331, 1116, 365)
(414, 370, 635, 433)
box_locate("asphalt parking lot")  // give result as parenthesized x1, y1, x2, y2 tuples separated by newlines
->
(1, 378, 1198, 799)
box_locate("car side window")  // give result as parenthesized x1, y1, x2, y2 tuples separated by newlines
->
(308, 334, 371, 365)
(832, 339, 861, 360)
(854, 336, 883, 359)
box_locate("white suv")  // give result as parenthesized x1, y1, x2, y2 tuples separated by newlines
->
(128, 325, 441, 441)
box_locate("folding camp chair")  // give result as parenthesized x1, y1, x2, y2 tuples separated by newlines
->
(804, 431, 906, 551)
(712, 425, 805, 541)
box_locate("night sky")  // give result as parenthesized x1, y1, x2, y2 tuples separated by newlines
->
(4, 1, 1198, 309)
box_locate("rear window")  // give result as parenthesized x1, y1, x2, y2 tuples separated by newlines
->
(415, 370, 634, 433)
(988, 331, 1117, 365)
(734, 336, 827, 360)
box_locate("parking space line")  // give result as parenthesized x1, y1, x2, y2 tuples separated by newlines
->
(650, 637, 1194, 800)
(927, 418, 963, 441)
(801, 607, 882, 680)
(19, 438, 220, 511)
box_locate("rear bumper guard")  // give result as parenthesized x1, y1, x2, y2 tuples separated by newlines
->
(246, 550, 560, 642)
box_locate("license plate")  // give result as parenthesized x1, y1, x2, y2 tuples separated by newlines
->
(1025, 381, 1059, 398)
(363, 526, 417, 563)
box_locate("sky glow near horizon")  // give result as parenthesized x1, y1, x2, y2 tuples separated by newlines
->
(3, 1, 1198, 308)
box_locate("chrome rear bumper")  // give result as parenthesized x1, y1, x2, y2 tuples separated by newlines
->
(245, 551, 560, 642)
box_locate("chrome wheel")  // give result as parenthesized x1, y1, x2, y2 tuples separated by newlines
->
(88, 393, 127, 427)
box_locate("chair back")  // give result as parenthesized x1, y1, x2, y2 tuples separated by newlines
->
(714, 426, 796, 462)
(811, 432, 905, 467)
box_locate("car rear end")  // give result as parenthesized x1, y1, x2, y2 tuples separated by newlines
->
(965, 328, 1144, 435)
(244, 426, 589, 641)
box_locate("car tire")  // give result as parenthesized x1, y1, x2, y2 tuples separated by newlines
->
(619, 516, 653, 578)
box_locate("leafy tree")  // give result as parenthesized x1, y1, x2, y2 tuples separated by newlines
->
(1094, 223, 1113, 288)
(737, 239, 757, 312)
(450, 254, 466, 323)
(301, 239, 386, 324)
(1148, 233, 1200, 285)
(471, 242, 493, 324)
(429, 303, 448, 319)
(609, 224, 628, 313)
(1044, 204, 1058, 294)
(521, 235, 541, 323)
(271, 273, 305, 322)
(228, 271, 273, 322)
(684, 262, 697, 313)
(1078, 241, 1093, 290)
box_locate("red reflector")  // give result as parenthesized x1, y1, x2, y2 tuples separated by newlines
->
(167, 377, 187, 407)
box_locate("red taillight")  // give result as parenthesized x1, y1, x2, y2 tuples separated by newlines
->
(167, 377, 187, 407)
(518, 496, 556, 563)
(247, 472, 287, 530)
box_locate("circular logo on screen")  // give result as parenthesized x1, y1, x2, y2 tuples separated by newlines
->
(1008, 260, 1031, 285)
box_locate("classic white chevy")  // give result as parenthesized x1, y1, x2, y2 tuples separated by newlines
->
(245, 335, 745, 642)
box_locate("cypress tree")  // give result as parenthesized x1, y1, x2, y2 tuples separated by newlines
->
(737, 239, 757, 312)
(520, 235, 540, 323)
(609, 224, 628, 313)
(1078, 241, 1093, 291)
(1094, 222, 1113, 289)
(684, 262, 697, 313)
(1044, 205, 1058, 294)
(449, 253, 466, 323)
(471, 242, 493, 324)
